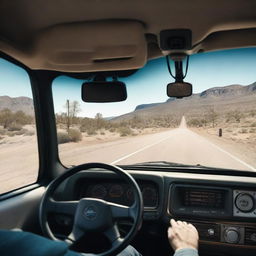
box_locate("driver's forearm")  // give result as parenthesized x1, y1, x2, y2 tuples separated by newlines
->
(173, 248, 198, 256)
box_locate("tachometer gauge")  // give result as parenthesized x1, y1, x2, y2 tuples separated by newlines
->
(142, 186, 158, 208)
(90, 184, 107, 199)
(126, 188, 134, 204)
(109, 184, 123, 198)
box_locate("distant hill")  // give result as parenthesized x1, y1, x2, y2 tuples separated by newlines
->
(114, 82, 256, 121)
(0, 96, 34, 115)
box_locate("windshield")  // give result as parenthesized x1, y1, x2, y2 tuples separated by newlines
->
(52, 48, 256, 172)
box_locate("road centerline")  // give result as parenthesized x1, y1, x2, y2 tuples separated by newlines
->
(110, 133, 175, 164)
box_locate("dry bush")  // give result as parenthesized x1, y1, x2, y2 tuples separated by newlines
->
(251, 122, 256, 127)
(226, 111, 243, 123)
(240, 128, 247, 134)
(118, 126, 133, 136)
(6, 131, 15, 137)
(68, 129, 82, 142)
(0, 128, 6, 135)
(249, 110, 256, 117)
(86, 127, 97, 136)
(7, 123, 23, 131)
(109, 127, 116, 133)
(187, 119, 206, 127)
(13, 128, 27, 135)
(0, 109, 33, 131)
(57, 129, 83, 144)
(25, 130, 35, 136)
(57, 132, 70, 144)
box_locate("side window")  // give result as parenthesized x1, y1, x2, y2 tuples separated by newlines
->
(0, 58, 38, 194)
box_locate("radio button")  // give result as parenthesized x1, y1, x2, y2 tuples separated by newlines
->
(224, 228, 240, 244)
(207, 228, 215, 236)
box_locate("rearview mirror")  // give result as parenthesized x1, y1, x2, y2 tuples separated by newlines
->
(82, 81, 127, 102)
(167, 82, 192, 98)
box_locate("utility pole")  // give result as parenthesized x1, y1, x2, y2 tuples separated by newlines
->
(67, 99, 70, 133)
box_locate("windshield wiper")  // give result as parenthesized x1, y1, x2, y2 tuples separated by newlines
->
(125, 161, 215, 169)
(118, 161, 256, 177)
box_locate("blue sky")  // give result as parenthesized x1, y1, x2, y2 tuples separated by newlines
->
(0, 48, 256, 118)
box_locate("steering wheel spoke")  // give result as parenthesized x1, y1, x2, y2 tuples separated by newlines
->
(46, 198, 78, 216)
(108, 202, 133, 220)
(104, 225, 124, 246)
(65, 228, 85, 247)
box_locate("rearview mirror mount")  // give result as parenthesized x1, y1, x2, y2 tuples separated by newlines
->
(166, 54, 193, 98)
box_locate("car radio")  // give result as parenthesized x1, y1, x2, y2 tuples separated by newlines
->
(169, 184, 233, 218)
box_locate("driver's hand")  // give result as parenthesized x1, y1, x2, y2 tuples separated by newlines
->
(167, 219, 199, 252)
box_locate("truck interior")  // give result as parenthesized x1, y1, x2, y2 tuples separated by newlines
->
(0, 1, 256, 256)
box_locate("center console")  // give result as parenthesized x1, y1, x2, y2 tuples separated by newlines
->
(168, 184, 256, 247)
(169, 184, 232, 218)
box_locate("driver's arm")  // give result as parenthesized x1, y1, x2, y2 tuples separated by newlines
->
(168, 219, 199, 256)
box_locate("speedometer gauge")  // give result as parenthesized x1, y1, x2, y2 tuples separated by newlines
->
(109, 184, 123, 198)
(90, 184, 107, 199)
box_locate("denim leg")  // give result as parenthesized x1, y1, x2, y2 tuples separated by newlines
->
(117, 245, 142, 256)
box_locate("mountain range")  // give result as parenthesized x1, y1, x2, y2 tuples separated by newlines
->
(115, 82, 256, 120)
(0, 96, 34, 115)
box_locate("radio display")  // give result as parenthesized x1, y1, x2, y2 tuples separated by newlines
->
(182, 188, 225, 208)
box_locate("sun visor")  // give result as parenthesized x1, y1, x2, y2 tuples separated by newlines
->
(0, 21, 147, 72)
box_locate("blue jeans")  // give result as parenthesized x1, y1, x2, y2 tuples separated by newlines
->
(0, 230, 141, 256)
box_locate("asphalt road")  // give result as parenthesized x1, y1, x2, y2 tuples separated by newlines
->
(62, 117, 256, 171)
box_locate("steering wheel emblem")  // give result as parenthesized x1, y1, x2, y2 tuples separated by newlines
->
(84, 206, 97, 220)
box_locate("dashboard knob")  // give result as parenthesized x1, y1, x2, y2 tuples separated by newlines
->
(235, 193, 255, 213)
(224, 228, 240, 244)
(207, 228, 215, 236)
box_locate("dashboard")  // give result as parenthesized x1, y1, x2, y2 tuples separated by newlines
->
(52, 169, 256, 255)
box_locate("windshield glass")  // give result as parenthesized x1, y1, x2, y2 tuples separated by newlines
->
(52, 48, 256, 172)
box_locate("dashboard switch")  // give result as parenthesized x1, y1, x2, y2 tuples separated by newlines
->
(207, 228, 215, 236)
(224, 228, 240, 244)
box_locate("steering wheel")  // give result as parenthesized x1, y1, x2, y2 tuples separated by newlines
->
(39, 163, 143, 256)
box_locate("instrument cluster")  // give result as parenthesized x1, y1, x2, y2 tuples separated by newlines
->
(77, 179, 158, 208)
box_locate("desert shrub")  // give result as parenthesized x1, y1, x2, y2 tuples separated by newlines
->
(68, 129, 82, 142)
(13, 128, 27, 135)
(240, 128, 247, 134)
(57, 132, 70, 144)
(251, 122, 256, 127)
(109, 127, 116, 133)
(118, 126, 133, 136)
(187, 119, 206, 127)
(249, 128, 256, 133)
(85, 127, 97, 136)
(13, 111, 33, 125)
(25, 130, 35, 136)
(0, 128, 6, 135)
(226, 111, 243, 123)
(0, 109, 33, 129)
(100, 131, 105, 135)
(249, 110, 256, 117)
(7, 123, 23, 131)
